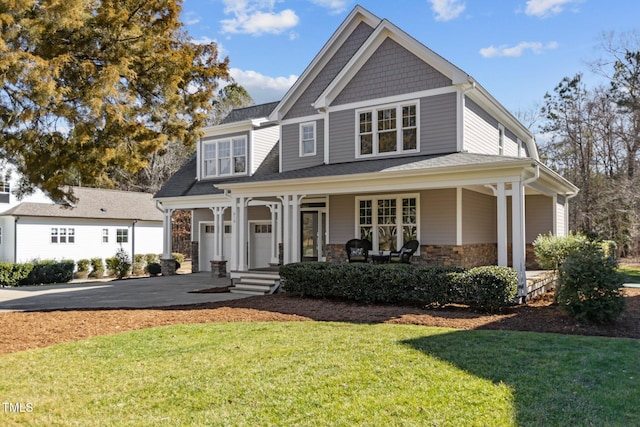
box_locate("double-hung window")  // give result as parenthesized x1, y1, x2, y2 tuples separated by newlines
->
(116, 228, 128, 243)
(202, 136, 247, 178)
(357, 194, 419, 251)
(51, 227, 75, 244)
(300, 122, 316, 156)
(357, 101, 419, 157)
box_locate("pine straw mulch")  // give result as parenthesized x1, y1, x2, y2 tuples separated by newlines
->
(1, 288, 639, 355)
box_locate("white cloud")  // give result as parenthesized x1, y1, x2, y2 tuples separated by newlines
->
(182, 11, 201, 26)
(479, 41, 559, 58)
(428, 0, 466, 22)
(308, 0, 351, 14)
(220, 0, 299, 35)
(230, 68, 298, 103)
(524, 0, 582, 17)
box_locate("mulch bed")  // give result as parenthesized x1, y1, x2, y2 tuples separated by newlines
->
(1, 288, 638, 355)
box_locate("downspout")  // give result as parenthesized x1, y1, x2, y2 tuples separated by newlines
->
(14, 216, 19, 264)
(132, 220, 137, 271)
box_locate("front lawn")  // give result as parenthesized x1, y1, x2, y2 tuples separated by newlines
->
(1, 322, 638, 426)
(619, 265, 640, 283)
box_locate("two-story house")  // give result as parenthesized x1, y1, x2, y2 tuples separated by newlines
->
(155, 5, 577, 298)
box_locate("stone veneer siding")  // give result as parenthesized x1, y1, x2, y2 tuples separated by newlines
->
(191, 241, 199, 273)
(324, 243, 538, 268)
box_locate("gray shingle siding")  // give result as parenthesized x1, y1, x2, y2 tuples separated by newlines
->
(328, 109, 355, 164)
(284, 22, 374, 120)
(333, 38, 452, 105)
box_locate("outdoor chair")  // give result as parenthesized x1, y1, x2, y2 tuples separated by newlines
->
(345, 238, 371, 263)
(389, 240, 419, 264)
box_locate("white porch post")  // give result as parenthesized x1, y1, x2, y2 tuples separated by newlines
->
(209, 207, 226, 261)
(162, 208, 174, 259)
(511, 179, 527, 299)
(229, 196, 249, 271)
(497, 182, 508, 266)
(268, 203, 279, 265)
(279, 195, 291, 264)
(290, 195, 304, 263)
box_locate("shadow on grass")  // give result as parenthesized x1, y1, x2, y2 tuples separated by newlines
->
(402, 329, 640, 426)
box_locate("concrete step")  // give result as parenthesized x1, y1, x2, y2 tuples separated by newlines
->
(229, 288, 268, 296)
(233, 283, 273, 292)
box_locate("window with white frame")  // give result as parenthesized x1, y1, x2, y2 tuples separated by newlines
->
(102, 228, 109, 243)
(202, 136, 247, 178)
(357, 102, 418, 157)
(498, 124, 505, 155)
(0, 180, 8, 193)
(300, 122, 316, 156)
(357, 194, 419, 251)
(116, 228, 128, 243)
(51, 227, 75, 244)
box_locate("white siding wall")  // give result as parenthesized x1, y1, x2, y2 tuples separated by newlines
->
(251, 125, 280, 174)
(556, 196, 567, 237)
(464, 101, 499, 155)
(0, 216, 15, 262)
(503, 131, 520, 157)
(13, 218, 162, 263)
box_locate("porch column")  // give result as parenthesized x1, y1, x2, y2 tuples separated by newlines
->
(279, 196, 291, 264)
(161, 208, 174, 259)
(290, 195, 304, 263)
(268, 203, 279, 265)
(230, 196, 248, 271)
(497, 183, 508, 266)
(511, 179, 527, 300)
(209, 207, 226, 261)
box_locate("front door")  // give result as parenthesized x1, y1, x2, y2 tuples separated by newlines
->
(301, 211, 325, 262)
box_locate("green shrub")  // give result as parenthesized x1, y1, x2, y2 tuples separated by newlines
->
(132, 254, 146, 276)
(172, 252, 185, 264)
(20, 260, 75, 285)
(144, 253, 160, 265)
(533, 232, 589, 270)
(146, 262, 162, 276)
(279, 262, 516, 312)
(106, 249, 131, 279)
(89, 257, 104, 278)
(0, 262, 34, 287)
(76, 259, 91, 272)
(557, 241, 625, 324)
(457, 266, 518, 312)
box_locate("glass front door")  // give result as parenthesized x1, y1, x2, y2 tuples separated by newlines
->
(301, 211, 319, 261)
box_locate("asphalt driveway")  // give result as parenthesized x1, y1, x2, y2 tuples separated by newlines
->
(0, 273, 251, 312)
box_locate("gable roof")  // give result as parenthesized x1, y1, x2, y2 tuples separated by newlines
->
(1, 187, 162, 221)
(219, 101, 279, 125)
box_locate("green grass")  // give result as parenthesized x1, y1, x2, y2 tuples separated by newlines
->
(1, 322, 639, 426)
(619, 265, 640, 283)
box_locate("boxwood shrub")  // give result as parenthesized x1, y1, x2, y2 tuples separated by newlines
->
(20, 260, 75, 286)
(0, 262, 34, 287)
(279, 262, 516, 312)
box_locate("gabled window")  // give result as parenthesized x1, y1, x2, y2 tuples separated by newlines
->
(300, 122, 316, 156)
(356, 101, 419, 158)
(202, 136, 247, 178)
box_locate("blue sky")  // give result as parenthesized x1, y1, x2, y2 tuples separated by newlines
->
(181, 0, 640, 116)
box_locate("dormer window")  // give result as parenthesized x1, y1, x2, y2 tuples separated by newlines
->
(202, 136, 247, 178)
(356, 101, 419, 158)
(300, 122, 316, 156)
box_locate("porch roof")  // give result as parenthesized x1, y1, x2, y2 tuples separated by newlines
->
(217, 152, 575, 195)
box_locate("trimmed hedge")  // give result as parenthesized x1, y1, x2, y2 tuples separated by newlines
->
(0, 260, 74, 287)
(280, 262, 517, 312)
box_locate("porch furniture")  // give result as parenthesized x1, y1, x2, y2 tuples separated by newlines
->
(389, 240, 419, 264)
(346, 238, 371, 263)
(371, 254, 390, 264)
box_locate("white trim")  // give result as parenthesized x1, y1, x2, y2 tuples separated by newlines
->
(498, 124, 505, 156)
(323, 110, 330, 164)
(299, 121, 317, 157)
(201, 135, 248, 179)
(314, 21, 468, 110)
(355, 100, 420, 159)
(325, 86, 455, 114)
(456, 187, 462, 246)
(269, 6, 381, 121)
(279, 112, 324, 126)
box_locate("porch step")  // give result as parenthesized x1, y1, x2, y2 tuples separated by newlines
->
(229, 270, 281, 295)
